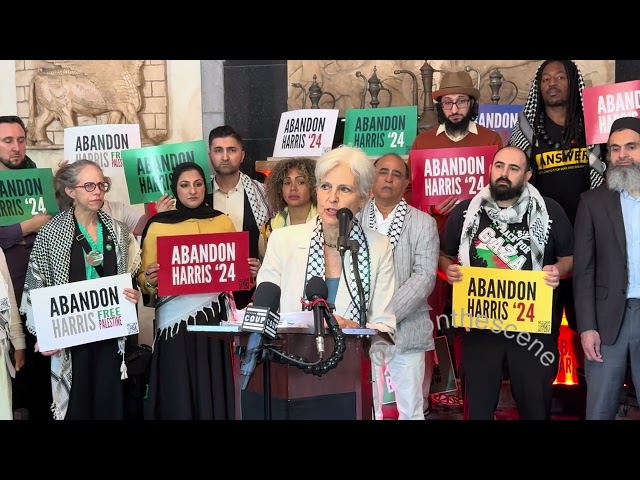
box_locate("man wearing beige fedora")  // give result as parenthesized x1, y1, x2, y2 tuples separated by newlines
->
(404, 70, 502, 417)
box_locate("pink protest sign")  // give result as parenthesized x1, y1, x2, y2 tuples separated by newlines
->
(582, 80, 640, 145)
(156, 231, 251, 296)
(409, 145, 498, 207)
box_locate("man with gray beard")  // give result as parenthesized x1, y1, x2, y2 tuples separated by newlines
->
(573, 116, 640, 420)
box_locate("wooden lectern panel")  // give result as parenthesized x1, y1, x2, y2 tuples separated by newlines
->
(236, 330, 373, 420)
(187, 325, 376, 420)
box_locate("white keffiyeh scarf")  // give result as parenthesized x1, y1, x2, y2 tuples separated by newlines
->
(458, 184, 550, 271)
(304, 216, 370, 324)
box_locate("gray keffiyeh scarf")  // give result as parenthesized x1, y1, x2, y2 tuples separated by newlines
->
(366, 198, 407, 253)
(304, 215, 370, 324)
(20, 208, 140, 420)
(508, 60, 605, 189)
(459, 184, 550, 271)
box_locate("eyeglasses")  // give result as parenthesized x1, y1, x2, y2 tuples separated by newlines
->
(441, 98, 471, 110)
(73, 181, 111, 192)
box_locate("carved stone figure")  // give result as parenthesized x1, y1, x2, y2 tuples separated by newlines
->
(27, 60, 154, 146)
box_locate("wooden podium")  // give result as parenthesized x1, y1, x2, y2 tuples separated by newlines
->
(187, 324, 377, 420)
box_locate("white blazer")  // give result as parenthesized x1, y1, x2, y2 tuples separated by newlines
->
(256, 217, 396, 334)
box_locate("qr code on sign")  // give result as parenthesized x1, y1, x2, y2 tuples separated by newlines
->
(126, 323, 139, 335)
(537, 321, 551, 334)
(238, 278, 250, 290)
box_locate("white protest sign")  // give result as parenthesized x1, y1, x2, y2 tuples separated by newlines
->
(273, 109, 339, 157)
(31, 273, 139, 351)
(63, 124, 142, 207)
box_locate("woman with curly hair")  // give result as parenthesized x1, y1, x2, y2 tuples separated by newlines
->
(259, 157, 317, 257)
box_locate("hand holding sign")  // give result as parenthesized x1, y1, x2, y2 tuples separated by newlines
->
(446, 264, 463, 284)
(542, 264, 560, 289)
(433, 196, 458, 216)
(34, 342, 59, 357)
(123, 287, 141, 304)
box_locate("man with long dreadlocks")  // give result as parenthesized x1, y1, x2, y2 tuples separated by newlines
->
(509, 60, 606, 329)
(508, 60, 605, 418)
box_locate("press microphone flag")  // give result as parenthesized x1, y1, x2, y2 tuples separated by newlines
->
(240, 282, 281, 390)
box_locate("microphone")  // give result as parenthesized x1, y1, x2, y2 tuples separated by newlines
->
(239, 282, 281, 391)
(305, 276, 329, 357)
(337, 207, 353, 255)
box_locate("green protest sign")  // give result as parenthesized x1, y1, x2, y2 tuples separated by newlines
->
(0, 168, 59, 226)
(382, 364, 396, 404)
(343, 105, 418, 156)
(122, 140, 212, 204)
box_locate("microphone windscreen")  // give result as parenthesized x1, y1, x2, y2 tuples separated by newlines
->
(336, 207, 353, 222)
(305, 276, 328, 301)
(253, 282, 281, 312)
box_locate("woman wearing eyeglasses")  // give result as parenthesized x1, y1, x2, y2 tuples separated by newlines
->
(55, 160, 176, 236)
(21, 159, 141, 420)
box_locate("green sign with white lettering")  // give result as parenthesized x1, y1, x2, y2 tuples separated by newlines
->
(0, 168, 59, 226)
(122, 140, 212, 204)
(343, 105, 418, 156)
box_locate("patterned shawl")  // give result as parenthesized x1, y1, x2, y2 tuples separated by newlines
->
(303, 216, 370, 324)
(212, 172, 272, 228)
(20, 208, 140, 420)
(458, 183, 550, 271)
(365, 198, 408, 252)
(508, 60, 605, 189)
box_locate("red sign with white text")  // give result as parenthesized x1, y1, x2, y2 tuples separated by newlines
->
(582, 80, 640, 145)
(409, 145, 497, 207)
(156, 231, 251, 296)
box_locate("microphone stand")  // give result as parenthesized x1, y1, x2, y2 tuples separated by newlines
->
(239, 341, 274, 420)
(262, 347, 273, 420)
(348, 239, 367, 327)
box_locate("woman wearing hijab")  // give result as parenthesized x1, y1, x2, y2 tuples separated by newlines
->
(21, 159, 141, 420)
(257, 145, 396, 334)
(259, 157, 318, 258)
(139, 161, 237, 420)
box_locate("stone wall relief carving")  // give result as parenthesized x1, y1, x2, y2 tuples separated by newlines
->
(15, 60, 169, 149)
(287, 60, 615, 117)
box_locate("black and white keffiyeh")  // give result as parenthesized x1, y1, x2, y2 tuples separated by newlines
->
(366, 198, 407, 252)
(508, 60, 605, 189)
(20, 208, 140, 420)
(304, 216, 370, 324)
(239, 172, 271, 227)
(458, 184, 550, 271)
(212, 172, 271, 227)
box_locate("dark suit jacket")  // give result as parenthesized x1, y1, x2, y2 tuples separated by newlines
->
(573, 185, 629, 345)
